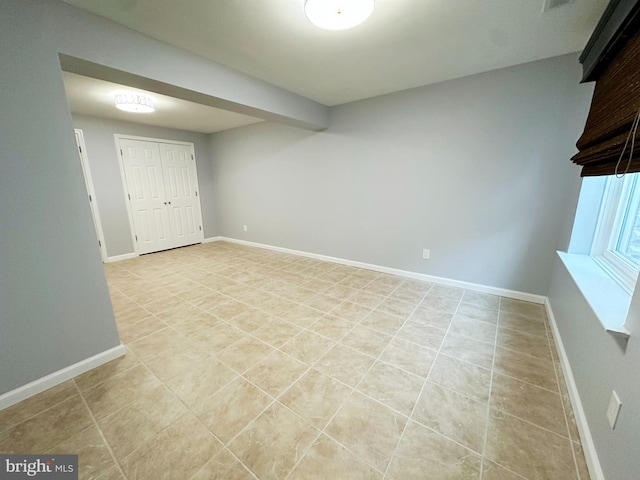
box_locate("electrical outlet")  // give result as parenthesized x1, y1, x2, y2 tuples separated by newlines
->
(607, 390, 622, 429)
(243, 225, 248, 232)
(422, 249, 430, 259)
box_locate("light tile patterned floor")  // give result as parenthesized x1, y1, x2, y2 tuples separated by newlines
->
(0, 242, 590, 479)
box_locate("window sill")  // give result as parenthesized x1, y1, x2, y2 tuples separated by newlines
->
(557, 251, 631, 338)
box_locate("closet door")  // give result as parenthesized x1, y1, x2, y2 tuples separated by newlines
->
(159, 143, 203, 248)
(120, 139, 173, 254)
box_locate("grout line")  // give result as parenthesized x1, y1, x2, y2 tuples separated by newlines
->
(483, 460, 530, 480)
(186, 449, 259, 480)
(483, 404, 575, 440)
(381, 291, 465, 479)
(285, 278, 435, 478)
(0, 386, 81, 435)
(247, 300, 382, 477)
(490, 367, 564, 395)
(548, 328, 584, 479)
(72, 380, 128, 480)
(120, 344, 259, 477)
(478, 295, 502, 478)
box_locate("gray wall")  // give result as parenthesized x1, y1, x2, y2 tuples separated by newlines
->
(210, 54, 593, 295)
(73, 115, 218, 258)
(0, 1, 119, 394)
(0, 0, 324, 397)
(548, 261, 640, 479)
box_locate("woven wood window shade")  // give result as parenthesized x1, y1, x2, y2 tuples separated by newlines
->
(573, 25, 640, 177)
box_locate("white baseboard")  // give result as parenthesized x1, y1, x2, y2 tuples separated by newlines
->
(216, 237, 546, 304)
(544, 300, 604, 480)
(105, 252, 137, 263)
(203, 236, 223, 243)
(104, 239, 224, 261)
(0, 344, 126, 411)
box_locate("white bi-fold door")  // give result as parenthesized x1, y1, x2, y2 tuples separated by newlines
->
(118, 137, 204, 255)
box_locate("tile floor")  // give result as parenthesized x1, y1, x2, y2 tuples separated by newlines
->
(0, 242, 590, 479)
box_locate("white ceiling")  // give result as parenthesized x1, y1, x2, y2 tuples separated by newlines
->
(63, 72, 263, 133)
(60, 0, 608, 130)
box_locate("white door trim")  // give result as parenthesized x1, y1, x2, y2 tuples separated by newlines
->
(114, 134, 205, 255)
(114, 135, 142, 255)
(75, 129, 108, 262)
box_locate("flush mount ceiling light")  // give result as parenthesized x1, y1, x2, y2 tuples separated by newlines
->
(114, 93, 155, 113)
(304, 0, 375, 30)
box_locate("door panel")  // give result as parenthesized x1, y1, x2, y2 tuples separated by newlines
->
(159, 143, 203, 248)
(120, 139, 173, 254)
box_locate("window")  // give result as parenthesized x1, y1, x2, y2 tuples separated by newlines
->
(591, 172, 640, 294)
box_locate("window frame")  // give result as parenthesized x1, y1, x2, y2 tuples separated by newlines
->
(591, 173, 640, 295)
